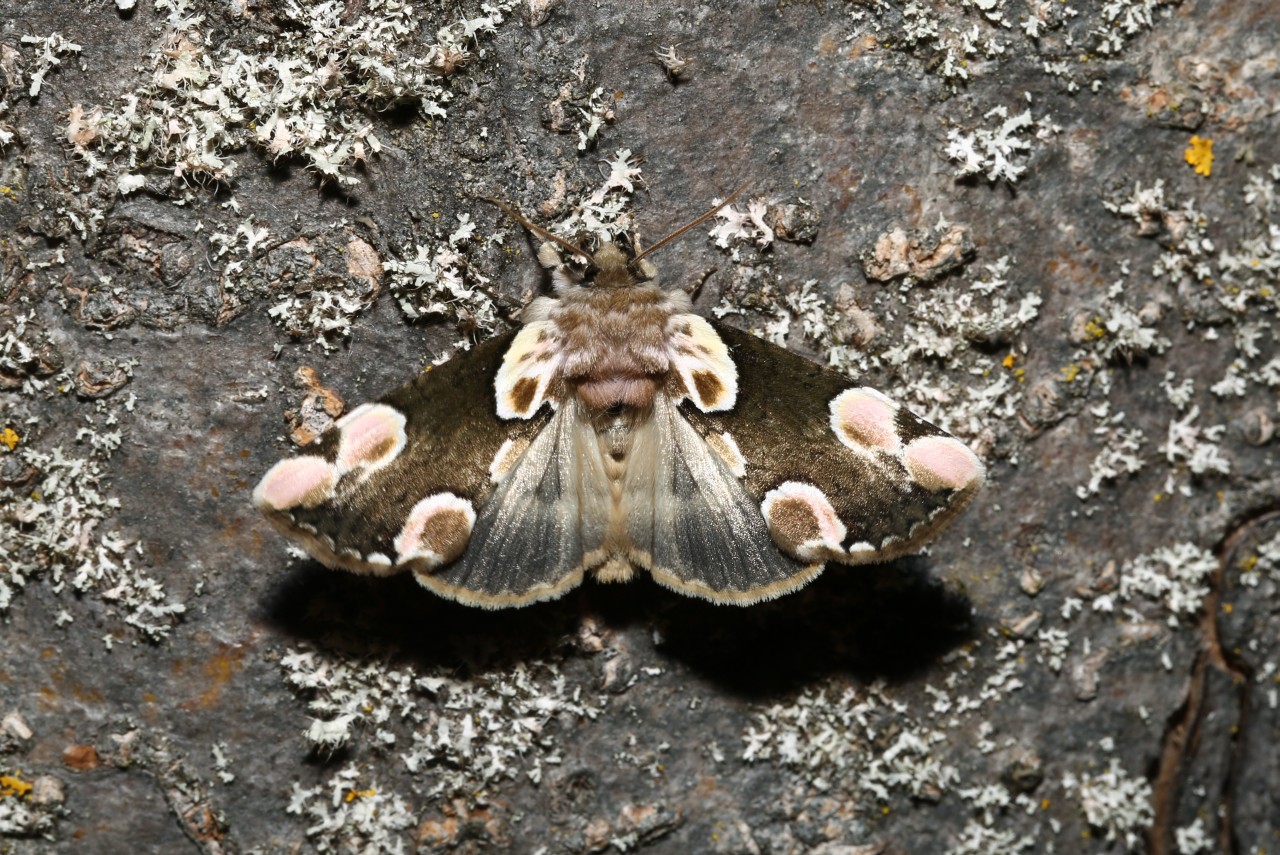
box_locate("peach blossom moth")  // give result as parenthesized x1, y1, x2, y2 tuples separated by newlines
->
(254, 195, 985, 608)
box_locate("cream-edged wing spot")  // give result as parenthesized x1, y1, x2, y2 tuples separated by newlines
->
(829, 388, 902, 454)
(334, 403, 408, 474)
(488, 436, 531, 483)
(705, 431, 747, 478)
(902, 436, 986, 492)
(761, 481, 849, 563)
(494, 321, 561, 420)
(252, 456, 338, 512)
(395, 493, 477, 570)
(668, 314, 737, 412)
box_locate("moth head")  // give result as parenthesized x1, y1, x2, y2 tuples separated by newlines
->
(590, 240, 658, 289)
(483, 182, 749, 289)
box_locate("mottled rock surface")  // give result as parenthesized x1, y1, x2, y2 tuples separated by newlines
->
(1, 1, 1277, 853)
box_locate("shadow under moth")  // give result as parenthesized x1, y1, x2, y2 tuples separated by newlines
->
(254, 194, 985, 608)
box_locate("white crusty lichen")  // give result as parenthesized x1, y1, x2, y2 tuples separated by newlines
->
(947, 818, 1036, 855)
(709, 199, 775, 255)
(1, 434, 186, 640)
(944, 107, 1053, 185)
(551, 148, 644, 243)
(65, 0, 511, 190)
(1119, 542, 1217, 626)
(385, 241, 498, 338)
(1075, 404, 1146, 500)
(1072, 277, 1170, 364)
(286, 765, 415, 855)
(741, 683, 958, 800)
(1161, 405, 1230, 489)
(1238, 530, 1280, 588)
(280, 642, 603, 799)
(19, 33, 81, 99)
(1065, 758, 1154, 850)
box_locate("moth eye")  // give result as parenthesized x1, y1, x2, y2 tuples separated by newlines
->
(902, 436, 985, 492)
(335, 404, 408, 474)
(761, 481, 848, 562)
(253, 456, 338, 511)
(395, 493, 477, 570)
(829, 388, 902, 454)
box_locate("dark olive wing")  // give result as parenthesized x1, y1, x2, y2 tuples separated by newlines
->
(679, 322, 984, 565)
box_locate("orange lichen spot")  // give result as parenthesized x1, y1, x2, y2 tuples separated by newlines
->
(1041, 799, 1051, 811)
(0, 427, 17, 451)
(345, 787, 376, 802)
(62, 744, 101, 771)
(1002, 353, 1017, 369)
(1185, 135, 1213, 177)
(0, 774, 32, 798)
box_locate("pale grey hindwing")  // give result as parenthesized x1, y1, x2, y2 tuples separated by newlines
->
(423, 398, 608, 606)
(631, 394, 814, 600)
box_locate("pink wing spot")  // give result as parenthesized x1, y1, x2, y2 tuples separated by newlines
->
(335, 404, 407, 474)
(761, 481, 848, 562)
(903, 436, 985, 492)
(829, 388, 901, 453)
(253, 456, 338, 511)
(395, 493, 476, 569)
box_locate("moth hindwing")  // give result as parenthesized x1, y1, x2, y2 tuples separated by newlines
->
(255, 200, 985, 609)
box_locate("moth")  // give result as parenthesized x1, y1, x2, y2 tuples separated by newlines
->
(254, 194, 985, 608)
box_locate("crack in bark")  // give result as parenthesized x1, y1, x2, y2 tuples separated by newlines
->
(1149, 508, 1280, 855)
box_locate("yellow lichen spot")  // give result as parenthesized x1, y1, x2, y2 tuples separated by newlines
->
(1083, 317, 1107, 340)
(1185, 135, 1214, 177)
(431, 212, 441, 219)
(344, 787, 376, 803)
(1002, 353, 1017, 369)
(1239, 554, 1258, 573)
(1015, 368, 1026, 383)
(0, 774, 32, 798)
(1222, 602, 1233, 614)
(1040, 799, 1051, 811)
(1061, 363, 1081, 383)
(1153, 493, 1163, 502)
(0, 427, 18, 451)
(881, 805, 891, 815)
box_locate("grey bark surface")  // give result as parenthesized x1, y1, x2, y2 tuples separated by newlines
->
(1, 1, 1277, 853)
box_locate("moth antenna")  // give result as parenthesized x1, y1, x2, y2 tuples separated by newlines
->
(481, 197, 594, 266)
(631, 181, 751, 264)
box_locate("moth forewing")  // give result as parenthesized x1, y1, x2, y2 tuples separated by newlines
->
(254, 194, 984, 607)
